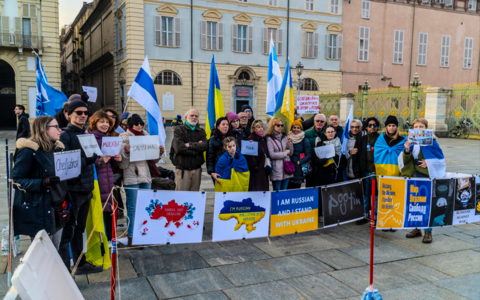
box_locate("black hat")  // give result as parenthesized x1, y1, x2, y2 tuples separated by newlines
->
(385, 115, 398, 127)
(128, 114, 144, 129)
(67, 99, 88, 115)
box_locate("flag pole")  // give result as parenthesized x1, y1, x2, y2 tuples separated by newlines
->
(123, 97, 131, 113)
(30, 46, 61, 90)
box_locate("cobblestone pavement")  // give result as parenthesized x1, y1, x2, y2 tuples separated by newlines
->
(0, 129, 478, 299)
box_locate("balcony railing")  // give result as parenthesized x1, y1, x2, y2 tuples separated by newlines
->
(0, 34, 43, 49)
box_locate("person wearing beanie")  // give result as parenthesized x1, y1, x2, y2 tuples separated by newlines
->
(287, 119, 311, 190)
(241, 104, 256, 129)
(226, 111, 245, 148)
(58, 97, 101, 274)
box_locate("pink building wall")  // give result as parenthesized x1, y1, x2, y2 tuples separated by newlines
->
(341, 0, 480, 93)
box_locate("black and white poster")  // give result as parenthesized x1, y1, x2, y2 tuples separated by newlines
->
(453, 176, 476, 225)
(429, 178, 455, 227)
(321, 180, 365, 228)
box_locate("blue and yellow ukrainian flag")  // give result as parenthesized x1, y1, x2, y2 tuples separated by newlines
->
(273, 60, 295, 132)
(206, 55, 225, 139)
(85, 167, 111, 269)
(374, 133, 406, 177)
(214, 151, 250, 192)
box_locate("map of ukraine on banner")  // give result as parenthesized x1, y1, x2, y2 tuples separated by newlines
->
(270, 188, 318, 236)
(377, 177, 407, 229)
(404, 178, 432, 228)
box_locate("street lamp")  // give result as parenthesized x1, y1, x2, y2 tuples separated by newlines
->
(296, 62, 304, 77)
(293, 62, 307, 96)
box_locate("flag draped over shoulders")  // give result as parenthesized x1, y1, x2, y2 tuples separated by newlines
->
(398, 140, 446, 178)
(206, 56, 225, 139)
(214, 150, 250, 192)
(374, 133, 406, 177)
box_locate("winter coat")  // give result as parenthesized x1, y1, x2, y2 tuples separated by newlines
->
(230, 128, 249, 151)
(352, 132, 380, 178)
(246, 132, 270, 191)
(12, 138, 69, 236)
(290, 137, 312, 182)
(304, 127, 326, 176)
(345, 131, 366, 179)
(16, 112, 30, 140)
(312, 139, 348, 186)
(334, 126, 344, 139)
(267, 133, 294, 182)
(207, 130, 229, 175)
(59, 124, 95, 194)
(172, 123, 208, 170)
(54, 109, 69, 129)
(119, 129, 162, 186)
(87, 130, 119, 212)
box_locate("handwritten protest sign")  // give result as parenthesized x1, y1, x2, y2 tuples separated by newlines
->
(101, 137, 122, 156)
(129, 135, 160, 162)
(54, 150, 81, 181)
(314, 144, 335, 159)
(408, 129, 433, 146)
(241, 140, 258, 156)
(297, 95, 319, 114)
(82, 86, 98, 103)
(77, 134, 102, 157)
(321, 181, 364, 227)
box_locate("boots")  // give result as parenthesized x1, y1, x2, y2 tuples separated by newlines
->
(406, 229, 422, 238)
(422, 231, 433, 243)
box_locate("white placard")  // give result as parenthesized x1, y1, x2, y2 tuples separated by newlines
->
(132, 190, 206, 245)
(82, 86, 98, 103)
(314, 144, 335, 159)
(241, 140, 258, 156)
(408, 129, 434, 146)
(77, 134, 102, 157)
(162, 92, 174, 111)
(129, 135, 160, 162)
(54, 150, 81, 181)
(101, 136, 122, 156)
(297, 95, 319, 114)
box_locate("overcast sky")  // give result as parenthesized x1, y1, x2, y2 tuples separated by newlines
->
(59, 0, 84, 32)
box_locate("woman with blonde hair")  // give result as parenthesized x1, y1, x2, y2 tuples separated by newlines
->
(246, 120, 270, 191)
(266, 117, 294, 191)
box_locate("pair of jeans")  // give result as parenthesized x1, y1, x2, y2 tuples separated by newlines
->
(413, 171, 432, 233)
(125, 183, 151, 237)
(363, 172, 378, 218)
(272, 179, 290, 191)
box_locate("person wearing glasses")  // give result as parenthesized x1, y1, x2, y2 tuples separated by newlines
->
(266, 117, 294, 191)
(238, 112, 252, 141)
(345, 119, 366, 181)
(241, 104, 256, 129)
(12, 116, 70, 253)
(352, 117, 380, 225)
(119, 114, 165, 246)
(305, 114, 327, 187)
(58, 99, 101, 274)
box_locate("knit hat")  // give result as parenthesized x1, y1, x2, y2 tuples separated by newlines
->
(385, 115, 398, 127)
(241, 104, 253, 112)
(67, 99, 88, 115)
(291, 119, 303, 130)
(68, 94, 81, 102)
(226, 111, 240, 123)
(128, 114, 144, 128)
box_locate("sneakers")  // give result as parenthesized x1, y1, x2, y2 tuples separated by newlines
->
(406, 229, 422, 238)
(75, 262, 103, 275)
(356, 218, 369, 225)
(422, 231, 433, 243)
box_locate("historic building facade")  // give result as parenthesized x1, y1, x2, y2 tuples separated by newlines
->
(0, 0, 61, 130)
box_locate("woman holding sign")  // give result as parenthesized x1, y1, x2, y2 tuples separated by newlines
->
(86, 111, 122, 241)
(266, 117, 294, 191)
(246, 120, 270, 191)
(12, 116, 70, 251)
(287, 119, 312, 190)
(120, 114, 165, 246)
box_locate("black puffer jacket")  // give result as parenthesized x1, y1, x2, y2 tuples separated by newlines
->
(59, 124, 95, 194)
(12, 139, 69, 236)
(207, 129, 233, 175)
(16, 112, 30, 140)
(172, 123, 208, 170)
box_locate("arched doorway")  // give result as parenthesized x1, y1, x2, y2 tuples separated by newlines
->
(0, 60, 17, 130)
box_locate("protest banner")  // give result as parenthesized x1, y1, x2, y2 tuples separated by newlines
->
(429, 178, 455, 227)
(321, 180, 364, 228)
(453, 176, 476, 225)
(314, 144, 335, 159)
(212, 191, 271, 241)
(77, 134, 102, 157)
(82, 86, 98, 103)
(475, 176, 480, 216)
(132, 190, 206, 245)
(404, 178, 432, 229)
(270, 188, 318, 236)
(377, 177, 406, 229)
(241, 140, 258, 156)
(408, 129, 434, 146)
(101, 136, 122, 156)
(296, 95, 319, 114)
(129, 135, 160, 162)
(54, 150, 81, 181)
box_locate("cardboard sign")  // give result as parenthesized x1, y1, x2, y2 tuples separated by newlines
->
(377, 177, 407, 229)
(101, 136, 122, 156)
(404, 178, 432, 229)
(77, 134, 102, 158)
(314, 144, 335, 159)
(297, 95, 319, 114)
(82, 86, 97, 103)
(54, 150, 81, 181)
(129, 135, 160, 162)
(241, 140, 258, 156)
(321, 180, 364, 228)
(408, 129, 434, 146)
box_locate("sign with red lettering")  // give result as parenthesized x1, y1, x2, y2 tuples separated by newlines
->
(297, 95, 319, 114)
(101, 136, 123, 156)
(236, 88, 250, 97)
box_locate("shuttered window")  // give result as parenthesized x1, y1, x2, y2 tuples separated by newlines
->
(154, 16, 181, 47)
(361, 1, 370, 19)
(358, 26, 370, 62)
(440, 35, 450, 67)
(326, 33, 342, 60)
(417, 33, 428, 66)
(330, 0, 339, 14)
(232, 24, 252, 53)
(393, 30, 404, 64)
(463, 37, 474, 69)
(263, 28, 283, 55)
(201, 21, 223, 51)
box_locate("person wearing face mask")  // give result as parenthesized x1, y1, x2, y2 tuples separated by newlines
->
(119, 114, 165, 246)
(287, 119, 311, 190)
(328, 115, 343, 138)
(305, 113, 327, 187)
(345, 119, 366, 181)
(214, 137, 250, 192)
(266, 117, 294, 191)
(86, 111, 122, 241)
(207, 117, 232, 184)
(226, 111, 244, 148)
(13, 116, 70, 252)
(246, 120, 270, 191)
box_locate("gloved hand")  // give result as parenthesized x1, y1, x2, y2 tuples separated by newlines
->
(85, 153, 98, 165)
(41, 176, 61, 190)
(81, 91, 89, 103)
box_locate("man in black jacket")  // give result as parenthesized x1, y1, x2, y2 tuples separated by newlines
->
(14, 105, 30, 140)
(58, 99, 101, 274)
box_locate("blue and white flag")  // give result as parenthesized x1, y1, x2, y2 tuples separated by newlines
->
(36, 56, 68, 117)
(127, 56, 166, 146)
(341, 106, 353, 156)
(266, 37, 282, 116)
(398, 140, 446, 178)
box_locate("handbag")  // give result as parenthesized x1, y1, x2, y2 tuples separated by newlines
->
(272, 139, 295, 175)
(259, 142, 273, 175)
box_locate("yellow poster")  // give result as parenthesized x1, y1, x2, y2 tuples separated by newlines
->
(377, 177, 406, 229)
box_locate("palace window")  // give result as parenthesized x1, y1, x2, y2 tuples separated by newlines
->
(154, 71, 182, 85)
(201, 21, 224, 51)
(361, 1, 370, 19)
(155, 16, 181, 47)
(330, 0, 339, 14)
(326, 33, 342, 60)
(417, 33, 428, 66)
(393, 30, 404, 64)
(440, 35, 450, 67)
(306, 0, 314, 11)
(300, 79, 319, 91)
(463, 37, 474, 69)
(358, 26, 370, 62)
